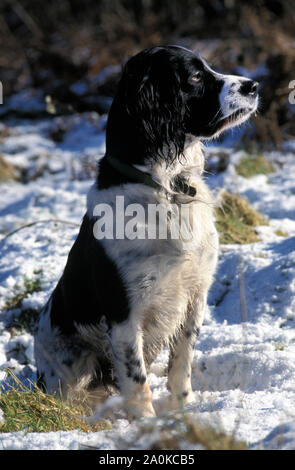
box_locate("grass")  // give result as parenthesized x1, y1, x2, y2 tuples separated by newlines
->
(215, 191, 268, 245)
(0, 274, 110, 435)
(235, 153, 274, 178)
(3, 271, 43, 335)
(0, 373, 245, 447)
(130, 413, 247, 450)
(0, 371, 110, 433)
(274, 343, 285, 351)
(275, 229, 289, 238)
(0, 153, 16, 182)
(4, 273, 42, 312)
(179, 416, 247, 450)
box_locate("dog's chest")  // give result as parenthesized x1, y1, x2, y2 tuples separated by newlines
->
(102, 211, 217, 340)
(88, 179, 218, 346)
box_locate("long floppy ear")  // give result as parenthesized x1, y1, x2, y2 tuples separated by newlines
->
(120, 50, 186, 163)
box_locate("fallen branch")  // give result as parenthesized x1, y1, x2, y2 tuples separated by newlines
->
(0, 218, 80, 245)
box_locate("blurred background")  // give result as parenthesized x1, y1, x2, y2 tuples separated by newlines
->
(0, 0, 295, 149)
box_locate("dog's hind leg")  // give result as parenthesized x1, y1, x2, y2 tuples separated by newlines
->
(167, 291, 207, 407)
(35, 300, 98, 400)
(109, 318, 156, 419)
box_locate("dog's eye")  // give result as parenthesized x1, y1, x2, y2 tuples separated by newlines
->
(191, 72, 202, 82)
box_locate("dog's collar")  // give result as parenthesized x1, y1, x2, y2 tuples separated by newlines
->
(106, 156, 197, 198)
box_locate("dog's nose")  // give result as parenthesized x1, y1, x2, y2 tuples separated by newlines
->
(239, 80, 259, 97)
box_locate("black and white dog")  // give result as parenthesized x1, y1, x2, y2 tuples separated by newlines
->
(34, 46, 258, 419)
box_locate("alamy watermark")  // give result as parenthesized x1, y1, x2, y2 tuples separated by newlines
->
(289, 80, 295, 105)
(0, 81, 3, 105)
(92, 196, 195, 245)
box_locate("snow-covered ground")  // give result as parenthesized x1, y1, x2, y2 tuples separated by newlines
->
(0, 108, 295, 450)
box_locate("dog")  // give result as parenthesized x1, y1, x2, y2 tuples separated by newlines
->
(34, 45, 258, 419)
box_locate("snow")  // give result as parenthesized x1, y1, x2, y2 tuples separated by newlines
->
(1, 111, 295, 450)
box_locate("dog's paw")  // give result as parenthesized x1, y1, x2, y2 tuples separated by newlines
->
(169, 390, 196, 409)
(125, 401, 156, 421)
(181, 390, 196, 405)
(124, 382, 156, 421)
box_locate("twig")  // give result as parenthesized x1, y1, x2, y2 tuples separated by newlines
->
(6, 0, 44, 40)
(0, 218, 80, 245)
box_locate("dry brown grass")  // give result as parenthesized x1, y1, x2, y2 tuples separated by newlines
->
(235, 154, 274, 178)
(0, 370, 111, 433)
(0, 153, 16, 182)
(128, 413, 247, 450)
(215, 191, 268, 244)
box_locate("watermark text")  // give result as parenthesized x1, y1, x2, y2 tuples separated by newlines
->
(92, 196, 195, 245)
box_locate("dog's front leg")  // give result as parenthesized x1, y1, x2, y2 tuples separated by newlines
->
(110, 320, 156, 420)
(167, 293, 207, 407)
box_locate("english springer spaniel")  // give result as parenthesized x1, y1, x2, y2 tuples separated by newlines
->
(34, 46, 258, 419)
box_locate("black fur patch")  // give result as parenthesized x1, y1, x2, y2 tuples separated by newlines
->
(133, 374, 146, 385)
(50, 214, 130, 334)
(87, 358, 116, 390)
(124, 345, 145, 384)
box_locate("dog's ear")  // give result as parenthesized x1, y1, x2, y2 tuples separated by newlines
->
(120, 51, 186, 163)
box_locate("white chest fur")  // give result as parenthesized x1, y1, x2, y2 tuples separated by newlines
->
(87, 141, 219, 359)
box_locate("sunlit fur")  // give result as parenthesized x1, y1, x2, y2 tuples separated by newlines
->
(34, 46, 258, 419)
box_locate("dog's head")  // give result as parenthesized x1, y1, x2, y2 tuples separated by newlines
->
(111, 45, 258, 163)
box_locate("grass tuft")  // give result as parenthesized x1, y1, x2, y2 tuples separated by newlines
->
(3, 271, 43, 334)
(0, 371, 111, 433)
(0, 153, 16, 182)
(130, 413, 247, 450)
(275, 229, 289, 238)
(215, 191, 268, 244)
(235, 153, 274, 178)
(4, 274, 42, 313)
(181, 416, 247, 450)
